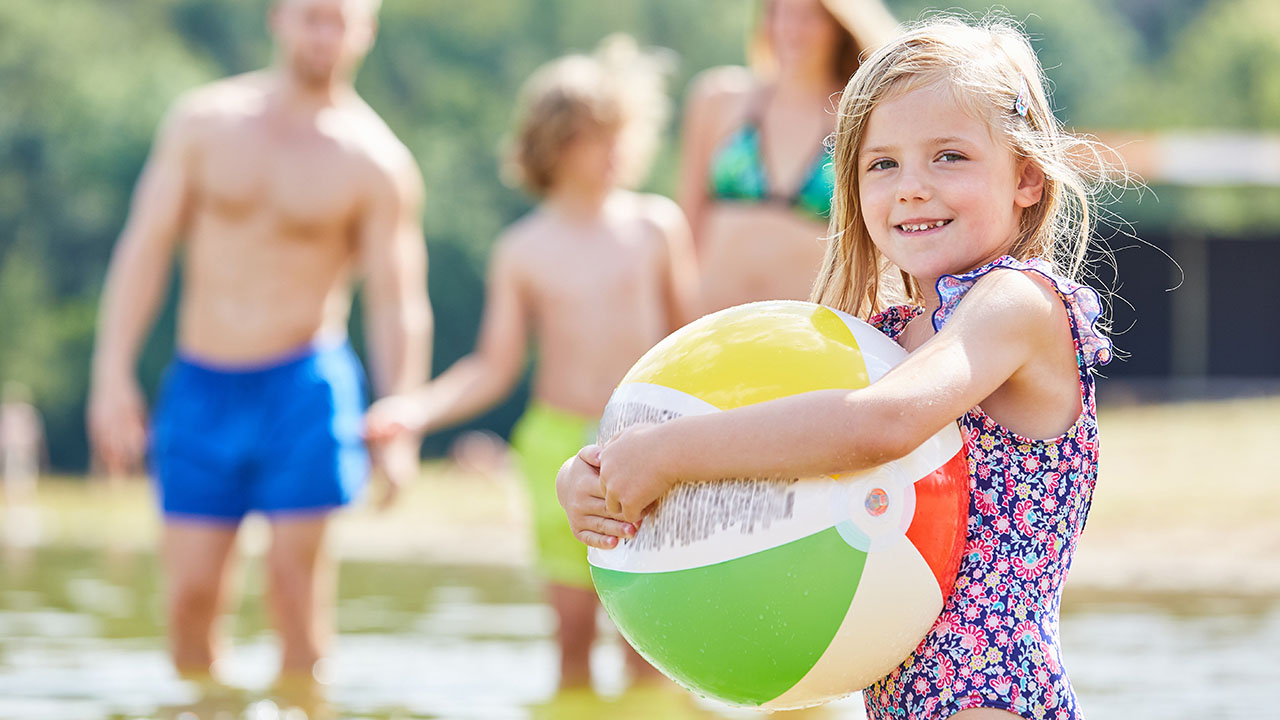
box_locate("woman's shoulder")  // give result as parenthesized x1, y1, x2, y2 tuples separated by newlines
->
(682, 67, 761, 154)
(685, 66, 759, 121)
(687, 65, 758, 101)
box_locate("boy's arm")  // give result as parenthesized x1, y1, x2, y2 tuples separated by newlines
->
(87, 100, 196, 476)
(358, 150, 433, 506)
(367, 238, 530, 439)
(359, 152, 432, 396)
(647, 196, 698, 330)
(600, 270, 1074, 521)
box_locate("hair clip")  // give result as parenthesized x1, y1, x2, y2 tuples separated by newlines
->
(1014, 77, 1030, 118)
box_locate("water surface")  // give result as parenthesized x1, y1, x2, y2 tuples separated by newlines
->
(1, 546, 1274, 719)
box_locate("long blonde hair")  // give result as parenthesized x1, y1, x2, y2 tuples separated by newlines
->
(811, 16, 1127, 317)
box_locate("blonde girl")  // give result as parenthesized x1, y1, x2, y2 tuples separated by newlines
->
(560, 15, 1122, 720)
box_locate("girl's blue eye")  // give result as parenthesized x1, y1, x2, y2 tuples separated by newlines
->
(869, 159, 897, 172)
(938, 152, 965, 163)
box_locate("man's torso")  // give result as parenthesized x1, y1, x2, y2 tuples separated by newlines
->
(176, 73, 401, 364)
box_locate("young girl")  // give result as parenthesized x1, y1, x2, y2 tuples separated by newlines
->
(558, 17, 1122, 720)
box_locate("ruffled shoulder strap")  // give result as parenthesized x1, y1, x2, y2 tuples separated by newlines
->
(932, 255, 1113, 368)
(868, 304, 922, 342)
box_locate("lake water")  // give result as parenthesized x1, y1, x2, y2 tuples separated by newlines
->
(1, 545, 1276, 719)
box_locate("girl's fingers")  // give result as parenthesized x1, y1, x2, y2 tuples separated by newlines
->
(601, 488, 639, 523)
(604, 492, 623, 517)
(577, 444, 602, 468)
(575, 529, 623, 550)
(581, 514, 636, 539)
(620, 503, 644, 525)
(581, 494, 629, 521)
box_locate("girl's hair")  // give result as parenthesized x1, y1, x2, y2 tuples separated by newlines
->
(811, 15, 1128, 317)
(505, 34, 673, 195)
(749, 0, 899, 84)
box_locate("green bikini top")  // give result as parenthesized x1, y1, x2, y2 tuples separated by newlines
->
(707, 118, 835, 222)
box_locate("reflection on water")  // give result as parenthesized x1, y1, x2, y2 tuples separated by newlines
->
(1, 545, 1275, 719)
(1060, 591, 1280, 720)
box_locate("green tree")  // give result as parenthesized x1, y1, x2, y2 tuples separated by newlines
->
(1157, 0, 1280, 128)
(0, 1, 213, 468)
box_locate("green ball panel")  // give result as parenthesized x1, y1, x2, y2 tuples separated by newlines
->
(591, 528, 868, 706)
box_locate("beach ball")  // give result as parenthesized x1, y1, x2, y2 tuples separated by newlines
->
(589, 301, 968, 710)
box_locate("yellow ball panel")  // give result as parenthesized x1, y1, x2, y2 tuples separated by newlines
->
(620, 301, 871, 410)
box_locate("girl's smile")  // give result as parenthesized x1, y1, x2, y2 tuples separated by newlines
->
(894, 218, 952, 235)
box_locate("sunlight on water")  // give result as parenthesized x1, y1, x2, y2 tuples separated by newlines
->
(0, 545, 1274, 719)
(1061, 594, 1280, 719)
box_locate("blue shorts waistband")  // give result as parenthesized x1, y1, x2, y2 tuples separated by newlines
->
(173, 335, 350, 377)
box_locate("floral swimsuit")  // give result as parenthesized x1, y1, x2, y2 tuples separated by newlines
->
(863, 256, 1112, 720)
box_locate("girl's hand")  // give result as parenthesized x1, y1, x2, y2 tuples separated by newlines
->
(556, 445, 637, 549)
(364, 393, 428, 444)
(598, 424, 677, 524)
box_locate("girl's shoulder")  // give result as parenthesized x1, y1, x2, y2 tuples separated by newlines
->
(934, 255, 1112, 369)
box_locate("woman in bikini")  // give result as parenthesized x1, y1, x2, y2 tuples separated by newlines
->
(678, 0, 897, 314)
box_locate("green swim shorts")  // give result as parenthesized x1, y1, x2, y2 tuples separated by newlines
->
(509, 401, 599, 590)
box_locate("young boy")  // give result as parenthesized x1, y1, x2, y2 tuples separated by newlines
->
(365, 35, 696, 689)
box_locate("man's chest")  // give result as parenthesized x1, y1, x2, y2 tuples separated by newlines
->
(195, 123, 364, 230)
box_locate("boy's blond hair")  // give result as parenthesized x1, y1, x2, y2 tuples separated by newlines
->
(811, 15, 1129, 318)
(506, 34, 673, 195)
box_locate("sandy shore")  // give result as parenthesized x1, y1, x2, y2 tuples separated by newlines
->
(8, 395, 1279, 597)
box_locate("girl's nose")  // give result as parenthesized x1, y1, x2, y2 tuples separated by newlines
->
(895, 168, 931, 203)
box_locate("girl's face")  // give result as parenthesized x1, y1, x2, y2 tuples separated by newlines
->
(765, 0, 842, 78)
(856, 82, 1044, 286)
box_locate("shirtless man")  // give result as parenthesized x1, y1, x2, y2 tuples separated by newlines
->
(86, 0, 430, 684)
(365, 38, 695, 689)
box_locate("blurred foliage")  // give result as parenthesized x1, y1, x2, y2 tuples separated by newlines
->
(0, 0, 1276, 470)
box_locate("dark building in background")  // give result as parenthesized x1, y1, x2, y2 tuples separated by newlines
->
(1091, 132, 1280, 396)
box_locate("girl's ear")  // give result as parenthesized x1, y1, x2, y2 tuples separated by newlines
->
(1014, 159, 1046, 208)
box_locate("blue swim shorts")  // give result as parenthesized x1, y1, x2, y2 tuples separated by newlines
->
(149, 340, 370, 523)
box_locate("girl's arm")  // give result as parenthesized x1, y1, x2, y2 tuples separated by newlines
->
(599, 270, 1071, 522)
(365, 238, 530, 441)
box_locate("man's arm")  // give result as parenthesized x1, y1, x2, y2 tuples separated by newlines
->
(358, 149, 433, 505)
(87, 100, 196, 476)
(364, 236, 531, 441)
